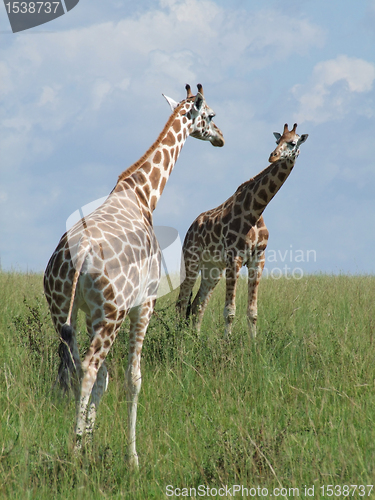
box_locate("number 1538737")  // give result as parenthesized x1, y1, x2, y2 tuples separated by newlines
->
(320, 485, 373, 496)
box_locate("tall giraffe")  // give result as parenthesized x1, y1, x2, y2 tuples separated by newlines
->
(177, 123, 308, 337)
(44, 84, 224, 468)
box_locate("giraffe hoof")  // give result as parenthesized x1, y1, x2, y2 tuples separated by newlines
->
(127, 453, 139, 470)
(224, 324, 233, 337)
(249, 326, 257, 339)
(73, 442, 83, 457)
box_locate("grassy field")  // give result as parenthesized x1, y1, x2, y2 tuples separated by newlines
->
(1, 272, 375, 499)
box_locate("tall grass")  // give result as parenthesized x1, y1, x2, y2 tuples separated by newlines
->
(1, 272, 375, 498)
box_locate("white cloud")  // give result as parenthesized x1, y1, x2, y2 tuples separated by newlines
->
(315, 56, 375, 92)
(38, 86, 59, 106)
(1, 3, 323, 99)
(293, 55, 375, 124)
(0, 191, 8, 203)
(92, 80, 113, 110)
(0, 0, 323, 170)
(0, 0, 325, 271)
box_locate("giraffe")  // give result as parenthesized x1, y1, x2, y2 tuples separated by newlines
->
(44, 84, 224, 468)
(176, 123, 308, 337)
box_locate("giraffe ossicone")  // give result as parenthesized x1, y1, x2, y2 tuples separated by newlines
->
(44, 84, 224, 469)
(176, 123, 308, 337)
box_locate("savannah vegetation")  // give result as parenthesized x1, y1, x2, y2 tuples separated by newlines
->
(1, 271, 375, 498)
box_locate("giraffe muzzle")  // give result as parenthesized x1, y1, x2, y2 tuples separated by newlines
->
(268, 151, 280, 163)
(211, 135, 225, 147)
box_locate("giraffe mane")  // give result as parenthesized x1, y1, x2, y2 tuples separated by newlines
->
(234, 162, 275, 196)
(117, 98, 194, 184)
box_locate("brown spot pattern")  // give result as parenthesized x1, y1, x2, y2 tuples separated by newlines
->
(258, 189, 268, 203)
(150, 168, 161, 190)
(163, 149, 170, 170)
(143, 161, 152, 173)
(173, 120, 181, 133)
(153, 151, 162, 164)
(162, 130, 175, 147)
(150, 195, 157, 211)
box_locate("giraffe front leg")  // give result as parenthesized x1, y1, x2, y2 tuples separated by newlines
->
(247, 247, 266, 339)
(126, 299, 154, 469)
(224, 257, 242, 337)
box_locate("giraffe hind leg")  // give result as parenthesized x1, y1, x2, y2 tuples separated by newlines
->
(74, 316, 120, 451)
(247, 249, 266, 339)
(223, 258, 242, 337)
(191, 264, 223, 333)
(176, 248, 201, 321)
(85, 315, 109, 438)
(86, 364, 109, 438)
(177, 277, 197, 321)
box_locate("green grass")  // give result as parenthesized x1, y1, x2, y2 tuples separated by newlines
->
(1, 272, 375, 498)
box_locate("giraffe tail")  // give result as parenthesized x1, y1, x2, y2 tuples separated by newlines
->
(57, 236, 90, 394)
(57, 323, 79, 394)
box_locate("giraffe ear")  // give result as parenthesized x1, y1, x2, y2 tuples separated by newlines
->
(162, 94, 179, 111)
(298, 134, 309, 145)
(193, 91, 204, 112)
(273, 132, 282, 144)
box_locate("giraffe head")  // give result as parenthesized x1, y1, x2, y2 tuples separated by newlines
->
(164, 84, 224, 147)
(268, 123, 308, 163)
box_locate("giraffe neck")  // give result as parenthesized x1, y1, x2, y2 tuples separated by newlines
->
(113, 101, 193, 212)
(233, 157, 297, 228)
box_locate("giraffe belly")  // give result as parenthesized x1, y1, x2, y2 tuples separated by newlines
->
(133, 249, 161, 307)
(201, 247, 226, 272)
(202, 238, 256, 271)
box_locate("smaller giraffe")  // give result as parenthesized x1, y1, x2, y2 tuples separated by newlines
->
(177, 123, 308, 337)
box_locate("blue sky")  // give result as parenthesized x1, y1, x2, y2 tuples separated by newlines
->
(1, 0, 375, 275)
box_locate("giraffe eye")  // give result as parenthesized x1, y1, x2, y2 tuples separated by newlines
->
(208, 113, 215, 121)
